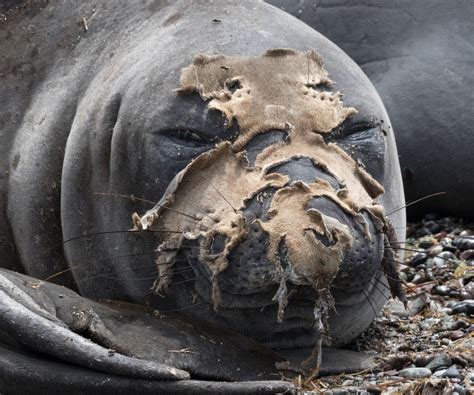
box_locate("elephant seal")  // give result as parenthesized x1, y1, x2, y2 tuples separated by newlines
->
(0, 0, 405, 392)
(269, 0, 474, 219)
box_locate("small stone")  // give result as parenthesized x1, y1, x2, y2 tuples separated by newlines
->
(450, 330, 465, 340)
(409, 252, 428, 267)
(428, 244, 444, 256)
(433, 369, 447, 377)
(414, 354, 435, 367)
(453, 236, 474, 251)
(442, 365, 461, 378)
(425, 354, 452, 372)
(460, 230, 473, 237)
(453, 384, 466, 395)
(398, 367, 432, 378)
(449, 300, 474, 315)
(424, 221, 442, 234)
(434, 285, 451, 296)
(419, 237, 436, 249)
(442, 244, 458, 253)
(416, 227, 432, 237)
(433, 251, 456, 268)
(460, 249, 474, 261)
(441, 338, 451, 346)
(412, 271, 427, 284)
(416, 263, 427, 271)
(449, 320, 469, 330)
(420, 318, 440, 330)
(399, 271, 408, 282)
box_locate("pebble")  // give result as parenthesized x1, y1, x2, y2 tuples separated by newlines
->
(398, 367, 432, 378)
(442, 365, 461, 378)
(414, 354, 434, 367)
(449, 300, 474, 315)
(434, 285, 451, 296)
(442, 244, 458, 253)
(424, 221, 443, 234)
(467, 371, 474, 382)
(453, 236, 474, 251)
(453, 384, 466, 395)
(450, 320, 469, 330)
(432, 251, 456, 268)
(449, 330, 465, 340)
(428, 244, 444, 256)
(409, 252, 428, 267)
(412, 271, 427, 284)
(425, 354, 452, 371)
(419, 237, 436, 248)
(460, 249, 474, 260)
(420, 318, 439, 330)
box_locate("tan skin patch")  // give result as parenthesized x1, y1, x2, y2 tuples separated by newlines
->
(136, 49, 392, 377)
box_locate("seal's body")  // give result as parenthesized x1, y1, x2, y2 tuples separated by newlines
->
(0, 0, 405, 391)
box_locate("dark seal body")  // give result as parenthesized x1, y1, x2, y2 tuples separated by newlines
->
(0, 0, 406, 392)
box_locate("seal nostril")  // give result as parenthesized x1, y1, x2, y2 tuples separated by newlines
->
(209, 233, 228, 255)
(225, 78, 242, 94)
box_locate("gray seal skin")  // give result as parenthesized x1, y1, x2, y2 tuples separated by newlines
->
(0, 0, 405, 393)
(268, 0, 474, 219)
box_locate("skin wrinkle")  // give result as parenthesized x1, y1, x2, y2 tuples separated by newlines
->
(135, 49, 393, 373)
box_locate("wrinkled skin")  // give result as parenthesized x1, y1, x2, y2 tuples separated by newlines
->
(0, 0, 405, 393)
(269, 0, 474, 219)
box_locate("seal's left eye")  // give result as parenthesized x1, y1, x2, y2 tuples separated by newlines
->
(164, 129, 212, 148)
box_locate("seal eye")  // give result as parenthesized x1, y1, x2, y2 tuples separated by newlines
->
(163, 129, 212, 148)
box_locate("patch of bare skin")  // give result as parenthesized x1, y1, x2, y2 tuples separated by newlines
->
(135, 49, 394, 377)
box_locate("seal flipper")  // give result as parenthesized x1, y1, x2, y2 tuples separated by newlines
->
(0, 269, 295, 391)
(0, 269, 189, 381)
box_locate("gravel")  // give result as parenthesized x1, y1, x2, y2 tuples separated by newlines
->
(300, 215, 474, 394)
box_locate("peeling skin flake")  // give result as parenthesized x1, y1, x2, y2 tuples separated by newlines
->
(135, 49, 391, 373)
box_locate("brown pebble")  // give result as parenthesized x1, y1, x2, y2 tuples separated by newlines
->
(449, 330, 465, 340)
(434, 232, 447, 241)
(460, 249, 474, 260)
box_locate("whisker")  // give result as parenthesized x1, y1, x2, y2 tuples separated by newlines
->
(385, 192, 446, 216)
(93, 191, 210, 230)
(371, 274, 392, 292)
(370, 277, 390, 300)
(74, 258, 194, 285)
(361, 286, 378, 317)
(43, 229, 183, 255)
(171, 273, 207, 286)
(42, 248, 197, 283)
(210, 184, 238, 213)
(160, 299, 209, 313)
(93, 192, 157, 205)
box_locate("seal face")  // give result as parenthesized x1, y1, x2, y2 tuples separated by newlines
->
(135, 50, 399, 363)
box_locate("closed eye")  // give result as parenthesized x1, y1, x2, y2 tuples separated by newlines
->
(326, 118, 382, 142)
(161, 129, 213, 148)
